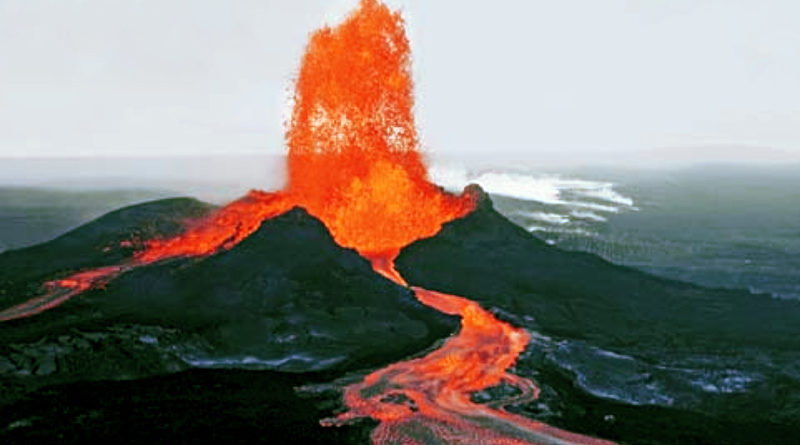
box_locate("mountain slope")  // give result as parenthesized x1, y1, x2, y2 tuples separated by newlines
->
(0, 201, 457, 404)
(396, 189, 800, 353)
(0, 197, 215, 308)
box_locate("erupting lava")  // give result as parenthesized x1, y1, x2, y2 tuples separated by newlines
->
(1, 1, 616, 443)
(285, 0, 472, 257)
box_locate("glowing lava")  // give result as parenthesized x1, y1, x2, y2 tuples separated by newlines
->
(135, 190, 292, 263)
(0, 1, 616, 444)
(285, 0, 473, 256)
(0, 265, 126, 322)
(0, 191, 293, 322)
(328, 260, 616, 445)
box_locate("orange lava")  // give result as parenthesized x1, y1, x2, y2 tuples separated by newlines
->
(0, 192, 293, 322)
(285, 0, 474, 256)
(325, 258, 616, 445)
(134, 190, 293, 263)
(0, 265, 126, 322)
(0, 1, 616, 444)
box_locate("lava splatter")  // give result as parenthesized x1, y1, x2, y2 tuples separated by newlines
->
(285, 0, 474, 256)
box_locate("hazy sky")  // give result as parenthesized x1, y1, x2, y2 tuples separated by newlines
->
(2, 0, 799, 161)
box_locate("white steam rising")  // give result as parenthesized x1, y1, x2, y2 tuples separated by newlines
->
(429, 163, 636, 234)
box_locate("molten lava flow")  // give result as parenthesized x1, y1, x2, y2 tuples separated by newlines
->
(0, 265, 126, 322)
(134, 190, 293, 263)
(0, 191, 293, 322)
(0, 1, 616, 443)
(325, 258, 616, 445)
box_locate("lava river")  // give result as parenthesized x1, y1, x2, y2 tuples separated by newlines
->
(0, 1, 616, 444)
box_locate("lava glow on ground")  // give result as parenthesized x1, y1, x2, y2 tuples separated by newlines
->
(1, 1, 616, 443)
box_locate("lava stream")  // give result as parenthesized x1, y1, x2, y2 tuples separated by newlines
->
(0, 265, 127, 322)
(0, 191, 293, 322)
(322, 257, 615, 445)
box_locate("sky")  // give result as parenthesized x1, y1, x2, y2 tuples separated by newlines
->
(1, 0, 800, 163)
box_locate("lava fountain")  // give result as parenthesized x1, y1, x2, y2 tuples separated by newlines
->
(1, 1, 615, 443)
(284, 0, 473, 258)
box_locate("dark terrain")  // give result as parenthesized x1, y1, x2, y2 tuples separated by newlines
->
(1, 191, 799, 444)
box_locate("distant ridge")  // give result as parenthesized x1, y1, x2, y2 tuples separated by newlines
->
(634, 144, 800, 165)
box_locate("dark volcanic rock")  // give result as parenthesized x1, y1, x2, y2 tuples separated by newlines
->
(2, 192, 799, 444)
(396, 187, 800, 353)
(0, 369, 375, 445)
(395, 186, 800, 444)
(0, 201, 457, 405)
(0, 197, 215, 308)
(81, 207, 456, 372)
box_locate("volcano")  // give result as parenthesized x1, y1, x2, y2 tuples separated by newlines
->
(2, 1, 800, 444)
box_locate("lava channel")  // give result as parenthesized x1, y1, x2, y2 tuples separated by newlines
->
(321, 255, 616, 445)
